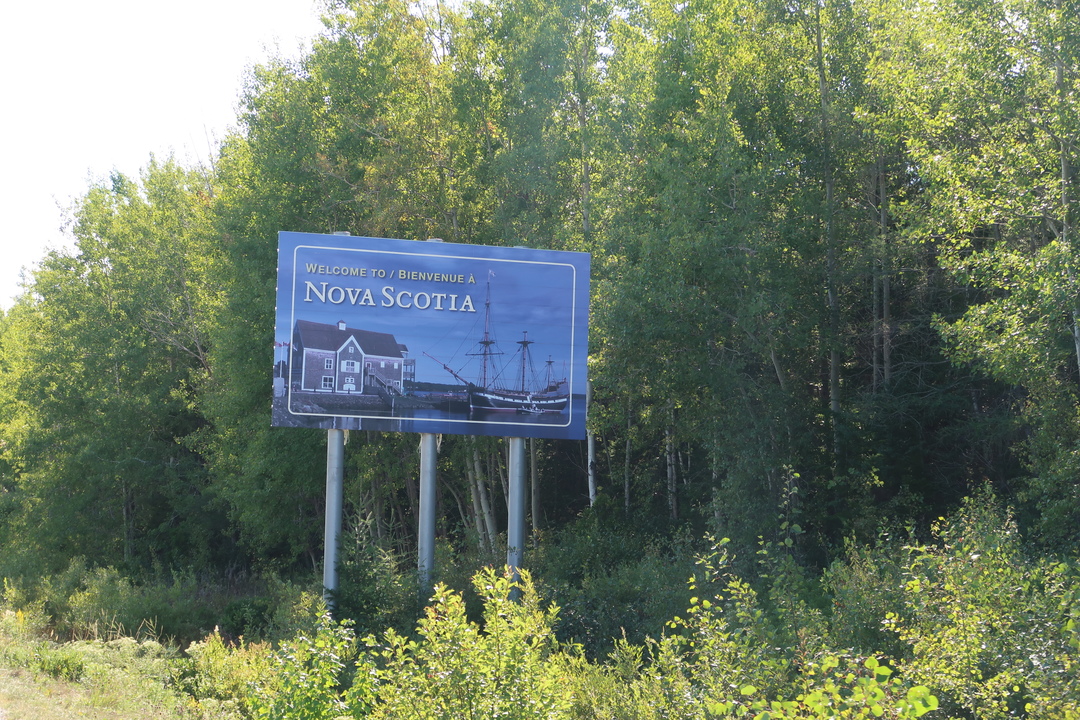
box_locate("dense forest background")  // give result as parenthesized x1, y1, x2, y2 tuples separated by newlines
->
(1, 0, 1078, 657)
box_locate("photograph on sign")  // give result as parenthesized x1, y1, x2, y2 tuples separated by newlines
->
(272, 232, 590, 440)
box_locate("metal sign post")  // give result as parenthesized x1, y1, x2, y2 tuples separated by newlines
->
(418, 432, 438, 603)
(323, 427, 345, 609)
(507, 436, 527, 584)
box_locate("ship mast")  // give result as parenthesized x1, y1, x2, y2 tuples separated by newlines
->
(517, 331, 534, 392)
(468, 273, 501, 389)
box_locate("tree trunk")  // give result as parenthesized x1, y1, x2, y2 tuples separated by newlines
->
(443, 477, 469, 543)
(575, 0, 592, 243)
(813, 6, 842, 466)
(624, 412, 632, 514)
(467, 465, 490, 554)
(587, 381, 597, 505)
(579, 66, 591, 240)
(473, 442, 497, 554)
(880, 159, 893, 387)
(666, 403, 678, 521)
(122, 479, 134, 565)
(1056, 32, 1080, 378)
(495, 446, 508, 506)
(403, 470, 419, 534)
(373, 477, 387, 546)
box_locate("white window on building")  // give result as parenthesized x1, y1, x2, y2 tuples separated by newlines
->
(345, 376, 355, 385)
(321, 375, 335, 390)
(324, 358, 334, 370)
(348, 345, 355, 353)
(380, 361, 386, 368)
(394, 362, 399, 370)
(343, 360, 359, 373)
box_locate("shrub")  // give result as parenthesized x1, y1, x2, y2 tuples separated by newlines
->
(29, 642, 86, 681)
(821, 535, 908, 658)
(330, 544, 417, 637)
(887, 489, 1080, 718)
(181, 630, 274, 719)
(547, 544, 697, 658)
(563, 538, 938, 720)
(6, 560, 217, 643)
(249, 612, 368, 720)
(368, 568, 572, 720)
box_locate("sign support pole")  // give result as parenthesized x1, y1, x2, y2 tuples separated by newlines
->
(323, 427, 345, 609)
(586, 381, 597, 506)
(418, 432, 438, 604)
(507, 436, 527, 588)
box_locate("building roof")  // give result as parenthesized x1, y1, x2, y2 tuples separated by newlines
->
(294, 320, 404, 359)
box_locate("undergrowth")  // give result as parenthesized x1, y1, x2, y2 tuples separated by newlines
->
(0, 492, 1076, 719)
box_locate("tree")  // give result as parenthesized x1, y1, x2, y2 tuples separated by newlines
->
(201, 0, 467, 567)
(0, 159, 224, 574)
(867, 0, 1080, 545)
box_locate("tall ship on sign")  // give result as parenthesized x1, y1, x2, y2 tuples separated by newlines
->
(426, 278, 570, 413)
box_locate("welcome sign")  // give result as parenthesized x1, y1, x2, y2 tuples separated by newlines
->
(272, 232, 590, 440)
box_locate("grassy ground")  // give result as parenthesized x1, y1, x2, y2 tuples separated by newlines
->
(0, 665, 179, 720)
(0, 628, 190, 720)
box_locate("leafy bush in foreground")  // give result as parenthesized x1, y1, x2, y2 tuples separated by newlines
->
(887, 491, 1080, 719)
(8, 493, 1080, 719)
(244, 563, 937, 720)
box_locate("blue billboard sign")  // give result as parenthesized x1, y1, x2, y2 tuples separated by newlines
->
(272, 232, 590, 440)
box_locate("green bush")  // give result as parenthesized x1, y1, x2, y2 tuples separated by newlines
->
(887, 489, 1080, 718)
(27, 642, 86, 681)
(181, 630, 274, 719)
(250, 612, 369, 720)
(546, 544, 697, 658)
(821, 535, 908, 658)
(565, 538, 938, 719)
(330, 544, 417, 637)
(529, 519, 702, 658)
(220, 597, 274, 640)
(5, 560, 218, 643)
(368, 568, 572, 720)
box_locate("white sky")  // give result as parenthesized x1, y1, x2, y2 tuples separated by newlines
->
(0, 0, 327, 310)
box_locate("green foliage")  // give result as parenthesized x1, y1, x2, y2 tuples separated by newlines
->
(3, 0, 1072, 599)
(0, 559, 336, 656)
(330, 543, 418, 638)
(526, 509, 702, 657)
(251, 611, 371, 720)
(368, 568, 572, 720)
(180, 631, 274, 719)
(563, 537, 938, 720)
(0, 640, 87, 682)
(0, 158, 225, 579)
(821, 536, 907, 659)
(546, 545, 696, 658)
(744, 655, 939, 720)
(5, 560, 217, 643)
(6, 4, 1080, 719)
(0, 608, 192, 717)
(0, 551, 948, 720)
(886, 489, 1080, 718)
(865, 0, 1080, 546)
